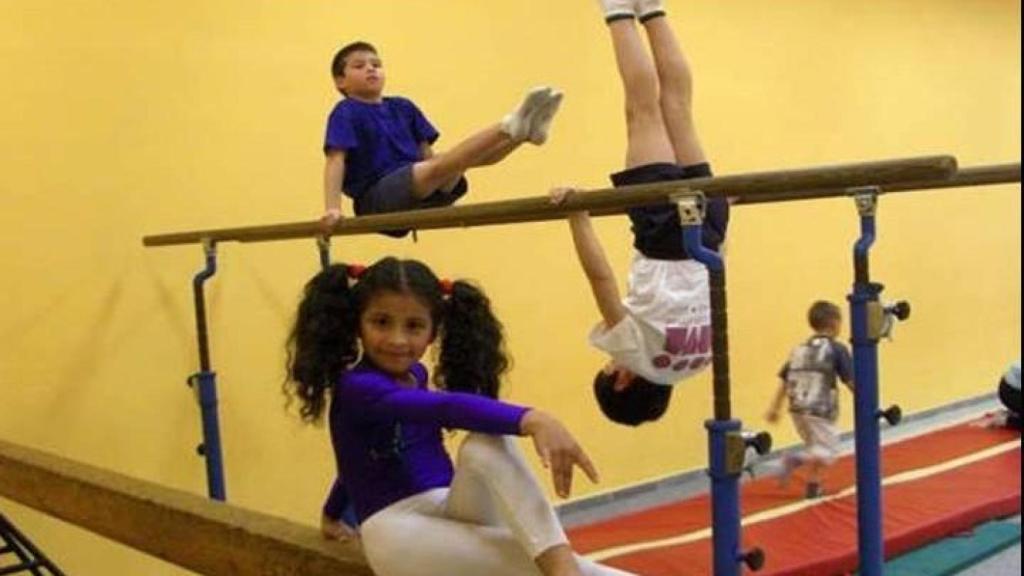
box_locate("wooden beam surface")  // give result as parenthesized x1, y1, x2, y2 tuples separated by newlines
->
(0, 439, 373, 576)
(143, 155, 965, 247)
(731, 162, 1021, 206)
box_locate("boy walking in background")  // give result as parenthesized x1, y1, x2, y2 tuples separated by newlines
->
(766, 301, 854, 499)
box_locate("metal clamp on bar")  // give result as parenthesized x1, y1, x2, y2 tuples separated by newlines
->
(865, 301, 887, 340)
(724, 432, 749, 475)
(850, 186, 880, 217)
(725, 430, 773, 475)
(201, 237, 217, 257)
(671, 190, 706, 225)
(866, 298, 912, 340)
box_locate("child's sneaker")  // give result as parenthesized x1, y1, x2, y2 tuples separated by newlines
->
(527, 90, 563, 145)
(805, 481, 822, 499)
(501, 87, 552, 143)
(598, 0, 634, 22)
(635, 0, 666, 22)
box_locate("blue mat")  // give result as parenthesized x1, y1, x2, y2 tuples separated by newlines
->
(881, 520, 1021, 576)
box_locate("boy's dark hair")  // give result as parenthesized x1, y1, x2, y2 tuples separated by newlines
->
(331, 41, 377, 78)
(285, 258, 509, 423)
(593, 371, 673, 426)
(808, 300, 842, 332)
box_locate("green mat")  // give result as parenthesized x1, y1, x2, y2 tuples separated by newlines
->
(881, 520, 1021, 576)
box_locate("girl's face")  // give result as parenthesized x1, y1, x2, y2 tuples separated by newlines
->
(359, 290, 435, 380)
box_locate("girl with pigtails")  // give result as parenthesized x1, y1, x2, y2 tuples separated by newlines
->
(285, 257, 633, 576)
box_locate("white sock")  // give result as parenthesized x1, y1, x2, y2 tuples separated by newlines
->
(598, 0, 634, 22)
(501, 86, 552, 142)
(528, 90, 564, 145)
(635, 0, 666, 22)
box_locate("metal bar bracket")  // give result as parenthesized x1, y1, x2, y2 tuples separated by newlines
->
(850, 186, 880, 217)
(671, 190, 706, 225)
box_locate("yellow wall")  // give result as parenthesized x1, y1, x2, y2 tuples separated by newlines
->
(1, 1, 1019, 572)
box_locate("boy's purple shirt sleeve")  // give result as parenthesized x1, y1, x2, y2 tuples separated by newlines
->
(402, 98, 439, 146)
(324, 103, 358, 153)
(337, 366, 528, 436)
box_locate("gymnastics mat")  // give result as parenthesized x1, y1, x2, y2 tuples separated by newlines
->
(570, 420, 1021, 575)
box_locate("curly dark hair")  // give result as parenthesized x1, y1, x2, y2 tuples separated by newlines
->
(284, 257, 509, 423)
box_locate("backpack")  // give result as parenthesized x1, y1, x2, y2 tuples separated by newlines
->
(784, 336, 839, 420)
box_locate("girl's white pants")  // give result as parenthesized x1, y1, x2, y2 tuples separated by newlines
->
(360, 433, 634, 576)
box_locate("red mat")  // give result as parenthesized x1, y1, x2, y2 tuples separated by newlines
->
(569, 421, 1021, 575)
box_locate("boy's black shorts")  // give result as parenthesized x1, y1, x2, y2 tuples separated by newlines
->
(610, 162, 728, 260)
(354, 164, 469, 238)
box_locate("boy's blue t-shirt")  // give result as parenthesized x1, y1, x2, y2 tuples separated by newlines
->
(324, 96, 439, 201)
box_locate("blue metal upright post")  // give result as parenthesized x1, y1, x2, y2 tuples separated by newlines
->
(705, 417, 743, 576)
(189, 239, 226, 501)
(677, 193, 764, 575)
(848, 189, 883, 575)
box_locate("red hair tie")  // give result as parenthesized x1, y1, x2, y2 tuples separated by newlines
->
(439, 279, 454, 296)
(346, 264, 367, 279)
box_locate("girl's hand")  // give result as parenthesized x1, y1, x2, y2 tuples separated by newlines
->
(320, 514, 359, 541)
(320, 208, 344, 232)
(521, 410, 599, 499)
(549, 186, 577, 205)
(550, 187, 590, 227)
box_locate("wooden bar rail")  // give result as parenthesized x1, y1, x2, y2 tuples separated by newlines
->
(0, 439, 373, 576)
(732, 162, 1021, 205)
(143, 155, 964, 247)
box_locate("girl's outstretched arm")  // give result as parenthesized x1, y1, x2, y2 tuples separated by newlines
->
(550, 187, 627, 328)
